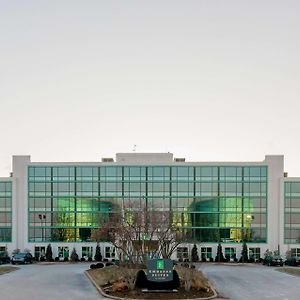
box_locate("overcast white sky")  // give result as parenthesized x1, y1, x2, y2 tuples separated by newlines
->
(0, 0, 300, 176)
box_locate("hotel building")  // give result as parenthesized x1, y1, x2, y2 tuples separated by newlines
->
(1, 153, 299, 260)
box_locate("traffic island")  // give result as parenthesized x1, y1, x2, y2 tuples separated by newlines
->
(85, 264, 217, 299)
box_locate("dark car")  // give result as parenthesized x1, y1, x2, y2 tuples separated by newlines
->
(263, 255, 284, 266)
(0, 252, 11, 265)
(11, 253, 33, 264)
(285, 256, 300, 266)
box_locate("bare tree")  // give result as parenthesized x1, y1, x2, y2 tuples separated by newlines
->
(92, 206, 188, 265)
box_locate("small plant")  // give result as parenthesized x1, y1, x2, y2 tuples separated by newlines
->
(70, 248, 79, 262)
(215, 243, 225, 262)
(264, 249, 273, 257)
(239, 242, 248, 263)
(45, 244, 53, 261)
(63, 257, 69, 262)
(94, 243, 102, 261)
(191, 244, 199, 262)
(12, 248, 20, 256)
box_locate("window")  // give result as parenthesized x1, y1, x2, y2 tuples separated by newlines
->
(249, 248, 260, 261)
(291, 248, 300, 257)
(201, 247, 212, 260)
(225, 247, 236, 260)
(82, 246, 93, 258)
(105, 246, 115, 258)
(34, 246, 46, 259)
(177, 247, 189, 260)
(58, 246, 69, 258)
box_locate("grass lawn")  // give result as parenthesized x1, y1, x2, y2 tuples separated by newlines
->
(276, 267, 300, 277)
(0, 266, 19, 275)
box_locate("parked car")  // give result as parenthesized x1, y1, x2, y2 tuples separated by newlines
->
(11, 253, 33, 264)
(0, 252, 11, 265)
(285, 256, 300, 266)
(263, 255, 284, 266)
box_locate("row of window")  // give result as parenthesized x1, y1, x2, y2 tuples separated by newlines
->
(0, 182, 12, 242)
(29, 166, 268, 179)
(177, 247, 261, 260)
(34, 246, 115, 259)
(285, 182, 300, 244)
(28, 182, 267, 197)
(28, 197, 267, 212)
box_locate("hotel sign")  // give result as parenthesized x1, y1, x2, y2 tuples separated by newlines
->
(147, 259, 173, 282)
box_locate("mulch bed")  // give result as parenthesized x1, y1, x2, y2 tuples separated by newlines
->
(87, 265, 215, 299)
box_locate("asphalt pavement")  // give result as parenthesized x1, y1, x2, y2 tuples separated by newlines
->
(1, 262, 300, 300)
(200, 263, 300, 300)
(0, 263, 102, 300)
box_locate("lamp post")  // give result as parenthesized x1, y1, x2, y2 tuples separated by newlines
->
(38, 214, 46, 241)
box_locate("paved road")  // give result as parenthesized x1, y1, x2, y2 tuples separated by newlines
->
(2, 262, 300, 300)
(0, 263, 102, 300)
(200, 263, 300, 300)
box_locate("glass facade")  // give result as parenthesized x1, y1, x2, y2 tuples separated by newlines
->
(284, 182, 300, 244)
(0, 181, 12, 242)
(28, 165, 267, 243)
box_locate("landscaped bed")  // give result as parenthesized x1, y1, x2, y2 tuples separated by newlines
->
(276, 267, 300, 277)
(86, 265, 216, 299)
(0, 266, 19, 275)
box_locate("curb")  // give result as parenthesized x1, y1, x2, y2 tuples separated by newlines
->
(84, 270, 218, 300)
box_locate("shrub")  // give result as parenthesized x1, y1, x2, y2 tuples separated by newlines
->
(80, 257, 86, 262)
(55, 257, 60, 261)
(88, 257, 93, 262)
(90, 264, 97, 269)
(215, 243, 226, 262)
(70, 248, 79, 262)
(45, 244, 53, 261)
(94, 243, 102, 261)
(40, 256, 45, 262)
(63, 257, 69, 262)
(96, 262, 104, 268)
(191, 244, 199, 262)
(239, 242, 248, 263)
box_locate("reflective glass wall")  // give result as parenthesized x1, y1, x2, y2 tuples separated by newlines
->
(28, 165, 267, 243)
(0, 181, 12, 242)
(284, 182, 300, 243)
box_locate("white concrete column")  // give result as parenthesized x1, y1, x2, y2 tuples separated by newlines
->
(12, 155, 31, 251)
(264, 155, 284, 253)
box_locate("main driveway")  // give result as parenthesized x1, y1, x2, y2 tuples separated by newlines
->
(0, 263, 102, 300)
(200, 263, 300, 300)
